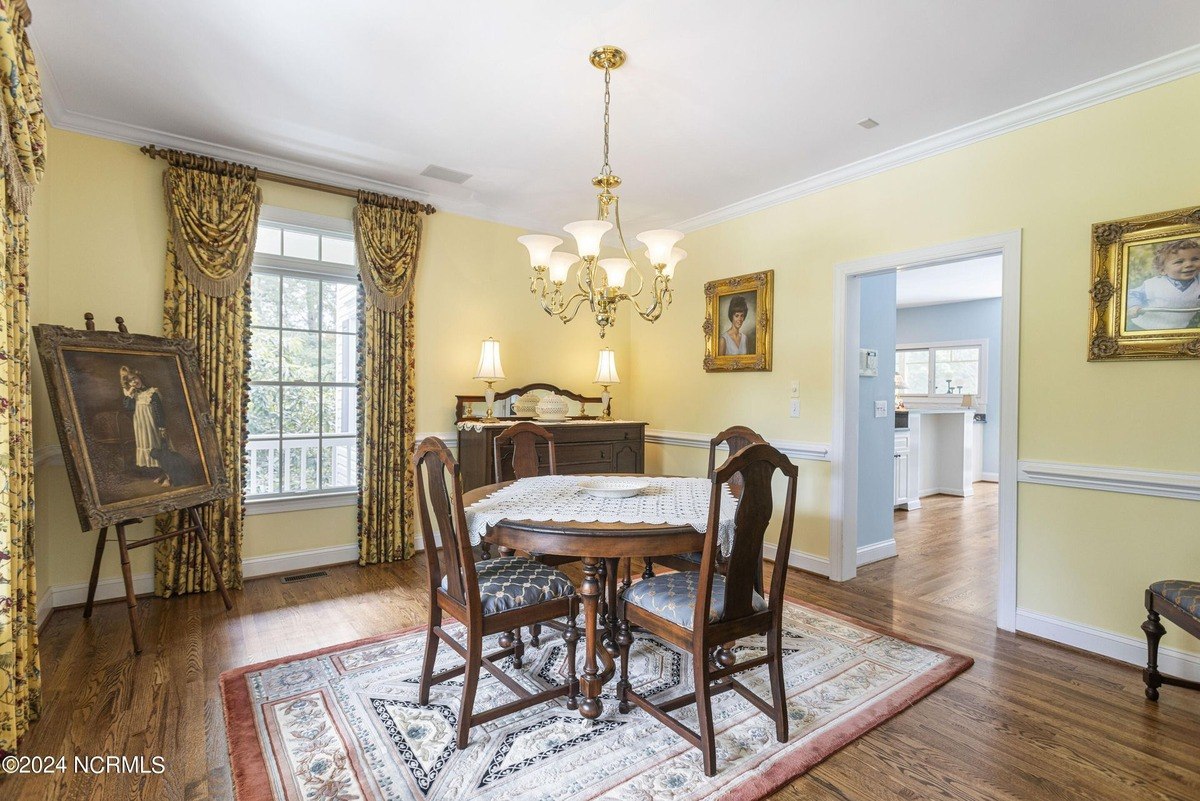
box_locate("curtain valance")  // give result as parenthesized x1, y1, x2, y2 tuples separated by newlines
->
(353, 190, 427, 312)
(0, 3, 44, 213)
(163, 160, 261, 298)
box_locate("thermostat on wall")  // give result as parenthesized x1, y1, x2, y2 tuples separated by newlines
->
(859, 348, 879, 377)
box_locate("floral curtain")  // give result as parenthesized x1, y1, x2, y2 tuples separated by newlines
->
(155, 161, 260, 596)
(354, 191, 426, 564)
(0, 0, 44, 755)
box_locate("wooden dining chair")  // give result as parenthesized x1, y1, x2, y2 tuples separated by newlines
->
(493, 420, 558, 481)
(492, 421, 631, 644)
(413, 437, 580, 749)
(616, 442, 798, 776)
(644, 425, 768, 578)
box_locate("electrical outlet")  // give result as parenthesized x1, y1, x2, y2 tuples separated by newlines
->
(874, 400, 887, 418)
(789, 380, 800, 397)
(789, 399, 800, 417)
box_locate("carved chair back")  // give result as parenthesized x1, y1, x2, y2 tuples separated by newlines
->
(694, 442, 797, 630)
(413, 437, 479, 611)
(707, 425, 768, 498)
(494, 421, 558, 481)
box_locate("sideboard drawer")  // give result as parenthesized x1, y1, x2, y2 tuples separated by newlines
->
(558, 442, 613, 466)
(554, 425, 643, 444)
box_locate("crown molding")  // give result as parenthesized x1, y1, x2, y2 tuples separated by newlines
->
(673, 43, 1200, 233)
(30, 29, 1200, 238)
(28, 32, 542, 233)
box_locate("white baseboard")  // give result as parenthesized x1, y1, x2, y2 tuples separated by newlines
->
(980, 472, 1000, 483)
(857, 538, 897, 566)
(918, 486, 974, 498)
(1016, 608, 1200, 683)
(242, 543, 359, 578)
(762, 542, 830, 577)
(47, 572, 156, 612)
(39, 542, 363, 625)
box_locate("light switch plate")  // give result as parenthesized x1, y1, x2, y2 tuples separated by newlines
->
(859, 349, 879, 377)
(789, 399, 800, 417)
(789, 380, 800, 397)
(874, 400, 887, 418)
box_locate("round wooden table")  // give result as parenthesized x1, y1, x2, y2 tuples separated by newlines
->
(462, 480, 706, 720)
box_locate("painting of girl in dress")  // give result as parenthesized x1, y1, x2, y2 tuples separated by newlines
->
(34, 324, 228, 530)
(718, 292, 757, 356)
(704, 270, 774, 372)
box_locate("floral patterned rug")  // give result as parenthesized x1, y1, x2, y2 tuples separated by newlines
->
(221, 599, 971, 800)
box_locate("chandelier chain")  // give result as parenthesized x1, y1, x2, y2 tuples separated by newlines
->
(601, 67, 612, 177)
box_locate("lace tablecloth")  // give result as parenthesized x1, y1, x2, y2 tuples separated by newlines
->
(463, 475, 738, 556)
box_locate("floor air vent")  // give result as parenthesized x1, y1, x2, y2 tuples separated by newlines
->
(281, 570, 329, 584)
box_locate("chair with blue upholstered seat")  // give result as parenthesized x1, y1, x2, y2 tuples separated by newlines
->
(413, 437, 579, 749)
(617, 442, 797, 776)
(1143, 579, 1200, 700)
(643, 425, 768, 588)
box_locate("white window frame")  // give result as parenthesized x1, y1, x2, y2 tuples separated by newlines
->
(245, 210, 360, 515)
(895, 338, 988, 409)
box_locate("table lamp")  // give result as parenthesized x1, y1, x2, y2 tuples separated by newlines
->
(474, 337, 506, 423)
(594, 348, 620, 420)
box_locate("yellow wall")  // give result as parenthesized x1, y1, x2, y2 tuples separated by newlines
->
(29, 72, 1200, 657)
(627, 74, 1200, 653)
(29, 127, 629, 601)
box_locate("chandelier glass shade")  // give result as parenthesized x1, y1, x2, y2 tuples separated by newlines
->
(518, 46, 685, 338)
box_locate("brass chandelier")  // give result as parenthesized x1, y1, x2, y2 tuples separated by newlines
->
(518, 46, 685, 338)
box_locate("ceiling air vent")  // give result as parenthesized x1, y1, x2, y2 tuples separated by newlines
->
(420, 164, 473, 184)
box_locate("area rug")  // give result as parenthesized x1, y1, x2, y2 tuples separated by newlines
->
(221, 599, 971, 800)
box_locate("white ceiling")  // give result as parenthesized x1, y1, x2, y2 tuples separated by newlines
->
(896, 255, 1003, 308)
(29, 1, 1200, 233)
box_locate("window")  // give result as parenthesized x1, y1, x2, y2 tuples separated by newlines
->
(246, 219, 359, 502)
(896, 341, 986, 400)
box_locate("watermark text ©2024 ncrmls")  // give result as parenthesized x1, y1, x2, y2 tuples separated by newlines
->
(2, 754, 167, 775)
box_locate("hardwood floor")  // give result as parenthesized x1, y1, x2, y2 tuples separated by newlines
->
(6, 490, 1199, 800)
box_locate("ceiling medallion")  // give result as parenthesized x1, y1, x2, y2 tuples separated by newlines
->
(518, 46, 685, 338)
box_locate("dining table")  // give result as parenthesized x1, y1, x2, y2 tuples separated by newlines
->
(461, 474, 737, 720)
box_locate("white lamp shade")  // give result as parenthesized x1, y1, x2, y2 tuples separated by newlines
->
(894, 371, 909, 391)
(663, 247, 686, 279)
(594, 348, 620, 385)
(563, 220, 612, 258)
(598, 258, 634, 288)
(961, 393, 975, 409)
(517, 234, 563, 268)
(546, 251, 578, 283)
(635, 229, 684, 265)
(473, 337, 506, 381)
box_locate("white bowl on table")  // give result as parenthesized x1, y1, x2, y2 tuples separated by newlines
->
(578, 477, 650, 499)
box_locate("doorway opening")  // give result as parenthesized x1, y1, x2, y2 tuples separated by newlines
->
(830, 232, 1021, 632)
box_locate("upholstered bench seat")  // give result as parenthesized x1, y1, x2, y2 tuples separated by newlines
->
(442, 555, 575, 616)
(623, 570, 766, 629)
(1150, 580, 1200, 616)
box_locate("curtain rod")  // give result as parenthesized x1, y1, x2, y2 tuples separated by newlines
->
(139, 145, 436, 214)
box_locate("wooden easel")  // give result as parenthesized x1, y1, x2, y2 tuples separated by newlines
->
(82, 506, 234, 655)
(69, 313, 234, 655)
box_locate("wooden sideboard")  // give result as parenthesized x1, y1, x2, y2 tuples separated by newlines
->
(457, 421, 647, 490)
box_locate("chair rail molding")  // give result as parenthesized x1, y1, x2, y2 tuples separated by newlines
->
(1017, 460, 1200, 502)
(645, 429, 830, 462)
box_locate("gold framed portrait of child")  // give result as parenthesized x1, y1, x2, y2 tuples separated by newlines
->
(1088, 205, 1200, 361)
(703, 270, 773, 372)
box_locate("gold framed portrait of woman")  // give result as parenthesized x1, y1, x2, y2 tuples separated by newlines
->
(1088, 205, 1200, 361)
(703, 270, 773, 372)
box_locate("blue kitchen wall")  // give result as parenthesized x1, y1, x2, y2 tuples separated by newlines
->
(896, 297, 1002, 475)
(857, 271, 897, 548)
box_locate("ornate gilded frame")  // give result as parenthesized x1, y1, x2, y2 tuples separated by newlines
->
(33, 324, 231, 531)
(703, 270, 774, 372)
(1089, 205, 1200, 361)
